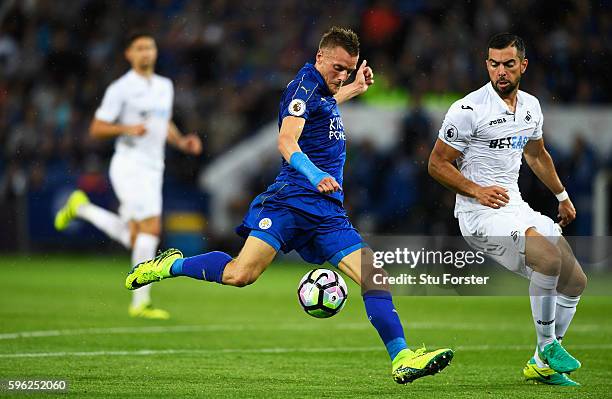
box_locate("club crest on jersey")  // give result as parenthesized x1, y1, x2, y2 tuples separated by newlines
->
(288, 99, 306, 117)
(443, 123, 458, 142)
(258, 218, 272, 230)
(524, 110, 532, 123)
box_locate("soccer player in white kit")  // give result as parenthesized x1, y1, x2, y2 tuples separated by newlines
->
(428, 33, 587, 386)
(54, 33, 202, 319)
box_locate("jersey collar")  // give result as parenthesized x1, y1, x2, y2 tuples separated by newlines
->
(304, 63, 332, 96)
(486, 82, 524, 114)
(127, 69, 155, 86)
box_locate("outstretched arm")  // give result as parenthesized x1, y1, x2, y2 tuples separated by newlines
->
(278, 116, 340, 194)
(89, 119, 146, 139)
(90, 82, 147, 139)
(428, 138, 510, 208)
(523, 138, 575, 226)
(167, 121, 202, 155)
(334, 59, 374, 104)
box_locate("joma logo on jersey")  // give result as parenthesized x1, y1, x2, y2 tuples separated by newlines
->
(329, 117, 346, 141)
(489, 136, 529, 149)
(489, 117, 507, 126)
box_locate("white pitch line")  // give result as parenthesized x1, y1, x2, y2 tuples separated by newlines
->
(0, 322, 607, 341)
(2, 343, 612, 359)
(0, 325, 235, 340)
(0, 347, 381, 359)
(0, 324, 364, 340)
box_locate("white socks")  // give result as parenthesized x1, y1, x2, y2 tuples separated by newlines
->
(76, 203, 161, 308)
(130, 233, 160, 307)
(534, 292, 581, 367)
(77, 203, 131, 249)
(529, 271, 559, 351)
(555, 293, 580, 341)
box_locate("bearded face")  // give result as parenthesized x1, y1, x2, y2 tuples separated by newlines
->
(486, 46, 528, 97)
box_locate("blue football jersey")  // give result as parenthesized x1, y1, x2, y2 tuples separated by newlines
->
(275, 63, 347, 204)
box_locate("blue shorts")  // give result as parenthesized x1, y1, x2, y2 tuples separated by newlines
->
(235, 182, 364, 266)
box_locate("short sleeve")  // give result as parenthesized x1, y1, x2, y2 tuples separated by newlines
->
(94, 82, 123, 122)
(167, 80, 174, 119)
(530, 99, 543, 140)
(438, 100, 477, 152)
(280, 75, 321, 121)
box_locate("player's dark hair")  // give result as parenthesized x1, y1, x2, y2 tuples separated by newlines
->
(319, 26, 360, 56)
(124, 31, 155, 49)
(488, 33, 526, 59)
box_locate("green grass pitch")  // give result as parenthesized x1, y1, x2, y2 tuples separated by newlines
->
(1, 255, 611, 398)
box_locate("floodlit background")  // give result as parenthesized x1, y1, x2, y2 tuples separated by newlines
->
(1, 0, 610, 255)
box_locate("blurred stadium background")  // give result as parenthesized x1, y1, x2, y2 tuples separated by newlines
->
(0, 0, 610, 254)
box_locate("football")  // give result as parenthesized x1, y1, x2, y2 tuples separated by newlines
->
(297, 268, 348, 318)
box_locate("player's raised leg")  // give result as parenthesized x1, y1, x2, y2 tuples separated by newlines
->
(54, 190, 131, 248)
(220, 235, 278, 286)
(525, 229, 580, 374)
(126, 234, 277, 289)
(336, 246, 453, 384)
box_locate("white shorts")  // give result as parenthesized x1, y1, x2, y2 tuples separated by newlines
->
(109, 155, 163, 221)
(458, 202, 562, 278)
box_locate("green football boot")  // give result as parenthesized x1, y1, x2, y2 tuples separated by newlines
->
(538, 340, 581, 373)
(391, 346, 454, 384)
(128, 302, 170, 320)
(523, 357, 580, 386)
(54, 190, 90, 230)
(125, 248, 183, 290)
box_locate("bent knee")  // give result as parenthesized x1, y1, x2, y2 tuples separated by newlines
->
(568, 267, 588, 295)
(134, 222, 161, 237)
(225, 262, 263, 287)
(558, 264, 588, 296)
(231, 273, 257, 287)
(142, 224, 161, 237)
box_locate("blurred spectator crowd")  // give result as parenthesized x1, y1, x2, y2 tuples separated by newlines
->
(0, 0, 610, 249)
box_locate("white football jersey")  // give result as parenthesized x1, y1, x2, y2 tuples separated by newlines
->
(95, 70, 174, 170)
(438, 82, 544, 216)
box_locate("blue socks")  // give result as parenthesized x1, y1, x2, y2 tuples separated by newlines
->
(170, 251, 232, 284)
(363, 290, 408, 360)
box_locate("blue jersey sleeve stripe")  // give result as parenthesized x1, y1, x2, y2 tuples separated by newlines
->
(290, 74, 306, 101)
(305, 83, 319, 103)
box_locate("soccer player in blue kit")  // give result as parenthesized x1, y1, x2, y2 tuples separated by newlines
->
(126, 27, 453, 384)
